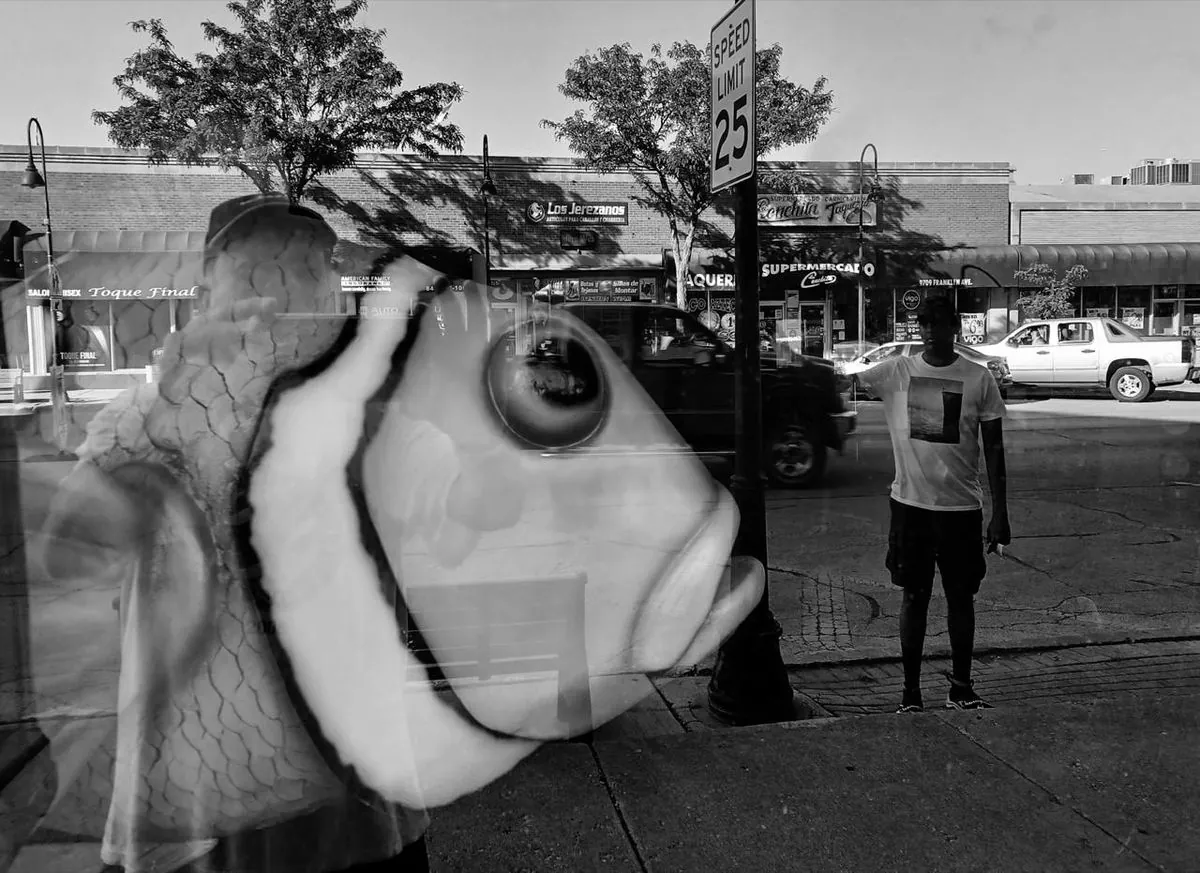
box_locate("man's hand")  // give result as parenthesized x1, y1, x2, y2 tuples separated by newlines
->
(986, 513, 1012, 552)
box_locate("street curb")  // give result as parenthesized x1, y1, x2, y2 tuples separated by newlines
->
(663, 629, 1200, 678)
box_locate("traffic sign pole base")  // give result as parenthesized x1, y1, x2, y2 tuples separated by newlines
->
(706, 616, 796, 726)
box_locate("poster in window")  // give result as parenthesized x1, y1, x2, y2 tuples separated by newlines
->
(1120, 307, 1145, 330)
(1086, 308, 1112, 318)
(55, 300, 111, 370)
(959, 313, 986, 345)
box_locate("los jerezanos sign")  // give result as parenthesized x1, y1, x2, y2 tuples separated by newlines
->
(757, 193, 877, 228)
(525, 200, 629, 225)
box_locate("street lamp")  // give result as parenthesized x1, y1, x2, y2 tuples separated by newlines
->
(958, 263, 1006, 342)
(21, 117, 72, 457)
(856, 144, 882, 349)
(481, 135, 498, 288)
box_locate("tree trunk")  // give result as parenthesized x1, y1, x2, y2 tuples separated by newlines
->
(672, 225, 697, 311)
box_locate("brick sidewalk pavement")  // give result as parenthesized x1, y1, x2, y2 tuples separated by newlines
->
(637, 638, 1200, 735)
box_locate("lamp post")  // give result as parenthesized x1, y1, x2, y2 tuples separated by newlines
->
(958, 263, 1005, 343)
(21, 118, 72, 458)
(856, 144, 881, 349)
(481, 135, 498, 288)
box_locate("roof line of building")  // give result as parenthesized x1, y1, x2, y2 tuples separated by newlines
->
(0, 145, 1013, 178)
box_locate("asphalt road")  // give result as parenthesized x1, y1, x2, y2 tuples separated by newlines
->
(761, 385, 1200, 664)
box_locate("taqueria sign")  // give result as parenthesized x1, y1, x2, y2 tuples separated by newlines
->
(757, 193, 877, 228)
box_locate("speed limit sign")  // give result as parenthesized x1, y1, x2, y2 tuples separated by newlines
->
(710, 0, 755, 193)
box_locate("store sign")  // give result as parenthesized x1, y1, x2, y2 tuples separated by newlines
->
(762, 261, 874, 278)
(524, 200, 629, 225)
(918, 277, 972, 287)
(569, 278, 641, 303)
(340, 275, 392, 293)
(901, 290, 923, 311)
(26, 285, 199, 300)
(687, 272, 737, 289)
(757, 194, 877, 228)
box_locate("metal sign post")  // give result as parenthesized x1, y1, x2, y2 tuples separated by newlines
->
(706, 0, 795, 726)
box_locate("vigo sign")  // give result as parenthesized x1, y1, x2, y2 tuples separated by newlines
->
(757, 193, 878, 227)
(710, 0, 755, 193)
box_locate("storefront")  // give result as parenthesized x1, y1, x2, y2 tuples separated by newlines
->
(1, 146, 1014, 383)
(7, 239, 206, 386)
(913, 243, 1200, 343)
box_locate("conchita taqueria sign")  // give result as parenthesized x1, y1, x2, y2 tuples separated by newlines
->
(757, 193, 877, 227)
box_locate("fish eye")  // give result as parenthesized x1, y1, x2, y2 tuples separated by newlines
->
(484, 318, 610, 451)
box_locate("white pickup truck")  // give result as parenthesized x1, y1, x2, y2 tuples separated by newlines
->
(973, 317, 1199, 402)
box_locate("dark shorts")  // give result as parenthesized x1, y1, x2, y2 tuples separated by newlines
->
(885, 499, 986, 597)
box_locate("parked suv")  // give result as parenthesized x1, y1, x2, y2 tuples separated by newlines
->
(561, 302, 856, 488)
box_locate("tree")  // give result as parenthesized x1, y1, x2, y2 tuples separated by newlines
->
(1013, 263, 1089, 320)
(542, 42, 833, 309)
(93, 0, 464, 204)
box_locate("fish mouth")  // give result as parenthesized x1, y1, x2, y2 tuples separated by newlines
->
(244, 263, 762, 806)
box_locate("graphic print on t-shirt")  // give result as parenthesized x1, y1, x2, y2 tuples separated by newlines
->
(908, 376, 963, 443)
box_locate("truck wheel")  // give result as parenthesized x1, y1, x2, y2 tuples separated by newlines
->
(1109, 366, 1152, 402)
(765, 421, 826, 489)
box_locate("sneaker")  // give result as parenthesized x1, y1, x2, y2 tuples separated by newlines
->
(944, 672, 991, 710)
(896, 687, 924, 713)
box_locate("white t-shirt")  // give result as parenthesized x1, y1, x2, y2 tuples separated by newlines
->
(857, 352, 1006, 511)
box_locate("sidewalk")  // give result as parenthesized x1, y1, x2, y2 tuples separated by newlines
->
(426, 679, 1198, 872)
(7, 643, 1198, 872)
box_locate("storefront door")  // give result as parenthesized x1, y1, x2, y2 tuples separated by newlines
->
(799, 303, 825, 357)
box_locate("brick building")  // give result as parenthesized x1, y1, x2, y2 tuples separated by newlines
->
(1, 145, 1012, 388)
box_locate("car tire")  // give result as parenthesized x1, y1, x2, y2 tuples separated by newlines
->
(764, 420, 826, 489)
(1109, 366, 1153, 403)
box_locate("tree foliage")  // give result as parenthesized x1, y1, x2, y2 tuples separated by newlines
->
(93, 0, 464, 203)
(1014, 263, 1089, 320)
(542, 42, 833, 308)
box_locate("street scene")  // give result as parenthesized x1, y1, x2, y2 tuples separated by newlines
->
(3, 0, 1200, 871)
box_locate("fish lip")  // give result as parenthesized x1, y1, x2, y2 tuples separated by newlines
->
(627, 481, 741, 673)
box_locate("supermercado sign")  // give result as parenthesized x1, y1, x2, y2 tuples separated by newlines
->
(25, 285, 199, 300)
(762, 262, 875, 278)
(525, 200, 629, 225)
(757, 194, 877, 228)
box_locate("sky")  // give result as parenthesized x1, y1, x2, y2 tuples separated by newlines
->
(2, 0, 1199, 185)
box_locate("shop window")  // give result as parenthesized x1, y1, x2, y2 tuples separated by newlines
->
(1081, 286, 1116, 319)
(112, 299, 172, 369)
(57, 300, 113, 371)
(1116, 286, 1150, 333)
(1057, 322, 1093, 344)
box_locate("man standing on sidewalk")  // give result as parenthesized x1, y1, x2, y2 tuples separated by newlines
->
(856, 296, 1010, 712)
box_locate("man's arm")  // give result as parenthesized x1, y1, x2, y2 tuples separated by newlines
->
(855, 357, 898, 398)
(981, 418, 1011, 548)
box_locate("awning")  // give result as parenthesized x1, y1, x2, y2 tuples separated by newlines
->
(914, 243, 1200, 288)
(15, 250, 206, 301)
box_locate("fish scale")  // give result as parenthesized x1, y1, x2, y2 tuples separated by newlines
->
(94, 312, 351, 846)
(25, 304, 362, 861)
